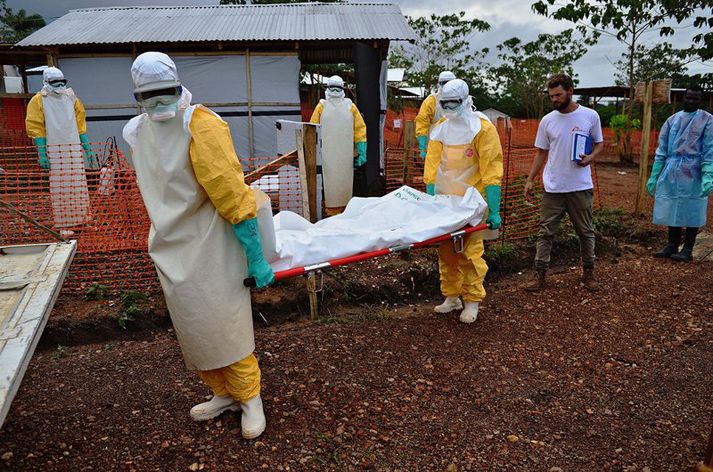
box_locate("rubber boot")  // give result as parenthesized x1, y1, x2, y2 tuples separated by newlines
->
(190, 394, 238, 421)
(459, 302, 479, 324)
(653, 243, 679, 258)
(240, 395, 266, 439)
(671, 228, 698, 262)
(654, 227, 681, 258)
(434, 296, 462, 313)
(524, 269, 546, 292)
(582, 267, 600, 291)
(671, 247, 693, 262)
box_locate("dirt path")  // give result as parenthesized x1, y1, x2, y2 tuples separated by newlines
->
(1, 255, 711, 471)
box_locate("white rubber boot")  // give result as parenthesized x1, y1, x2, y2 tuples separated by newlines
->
(459, 302, 479, 324)
(190, 394, 238, 421)
(241, 395, 266, 439)
(434, 296, 463, 313)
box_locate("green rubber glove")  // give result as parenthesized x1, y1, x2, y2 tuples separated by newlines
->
(701, 162, 713, 197)
(417, 135, 428, 160)
(79, 133, 94, 168)
(34, 137, 49, 170)
(485, 185, 502, 229)
(232, 217, 275, 289)
(426, 183, 435, 196)
(647, 160, 665, 197)
(355, 141, 367, 168)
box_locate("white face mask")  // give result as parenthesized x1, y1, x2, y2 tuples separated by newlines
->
(141, 95, 180, 122)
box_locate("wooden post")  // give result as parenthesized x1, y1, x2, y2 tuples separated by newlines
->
(303, 125, 318, 222)
(402, 120, 416, 186)
(295, 128, 310, 222)
(306, 272, 319, 321)
(246, 49, 255, 159)
(635, 81, 654, 215)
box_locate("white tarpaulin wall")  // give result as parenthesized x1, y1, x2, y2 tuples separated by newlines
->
(57, 54, 301, 164)
(260, 186, 488, 272)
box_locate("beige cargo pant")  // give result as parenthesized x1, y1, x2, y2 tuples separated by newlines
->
(534, 189, 595, 270)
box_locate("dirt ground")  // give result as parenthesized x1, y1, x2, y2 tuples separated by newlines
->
(1, 164, 712, 471)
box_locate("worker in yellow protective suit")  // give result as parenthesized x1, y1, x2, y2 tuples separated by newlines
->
(310, 75, 367, 216)
(25, 67, 93, 237)
(415, 70, 456, 160)
(424, 79, 503, 324)
(122, 52, 274, 440)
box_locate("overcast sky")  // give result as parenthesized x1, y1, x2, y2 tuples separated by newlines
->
(9, 0, 712, 87)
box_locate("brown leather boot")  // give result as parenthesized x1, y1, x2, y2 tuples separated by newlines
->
(524, 269, 546, 292)
(582, 267, 600, 291)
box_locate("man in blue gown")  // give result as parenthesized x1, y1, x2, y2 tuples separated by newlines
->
(647, 85, 713, 262)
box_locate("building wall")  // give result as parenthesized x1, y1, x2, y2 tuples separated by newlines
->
(57, 53, 301, 166)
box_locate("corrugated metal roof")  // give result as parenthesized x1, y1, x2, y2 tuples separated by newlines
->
(17, 3, 416, 47)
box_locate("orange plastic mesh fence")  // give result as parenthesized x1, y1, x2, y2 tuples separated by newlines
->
(0, 142, 304, 294)
(498, 118, 660, 163)
(384, 129, 601, 243)
(0, 98, 32, 148)
(1, 142, 156, 293)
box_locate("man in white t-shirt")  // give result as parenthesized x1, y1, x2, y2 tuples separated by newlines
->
(523, 73, 604, 292)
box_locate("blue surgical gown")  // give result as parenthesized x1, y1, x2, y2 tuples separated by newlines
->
(653, 109, 713, 228)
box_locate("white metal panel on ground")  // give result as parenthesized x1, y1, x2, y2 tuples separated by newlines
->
(0, 241, 77, 427)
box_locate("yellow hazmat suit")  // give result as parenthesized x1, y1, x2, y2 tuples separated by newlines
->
(310, 101, 367, 142)
(25, 93, 87, 138)
(424, 117, 503, 302)
(310, 99, 367, 216)
(415, 94, 442, 138)
(125, 51, 269, 439)
(26, 82, 91, 232)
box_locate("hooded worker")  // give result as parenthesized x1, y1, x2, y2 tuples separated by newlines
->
(647, 85, 713, 262)
(25, 67, 93, 237)
(424, 79, 503, 324)
(309, 75, 367, 216)
(415, 70, 456, 159)
(122, 52, 274, 440)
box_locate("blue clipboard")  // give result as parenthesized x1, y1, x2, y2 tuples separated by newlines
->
(571, 133, 592, 162)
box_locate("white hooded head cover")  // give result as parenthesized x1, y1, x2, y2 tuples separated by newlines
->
(430, 79, 482, 145)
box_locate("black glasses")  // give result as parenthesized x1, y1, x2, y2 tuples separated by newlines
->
(134, 85, 182, 102)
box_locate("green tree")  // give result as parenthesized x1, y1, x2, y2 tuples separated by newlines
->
(531, 0, 713, 163)
(388, 12, 490, 96)
(492, 29, 595, 119)
(675, 73, 713, 90)
(0, 0, 45, 42)
(614, 42, 690, 87)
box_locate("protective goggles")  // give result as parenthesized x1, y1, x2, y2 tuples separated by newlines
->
(440, 98, 463, 110)
(438, 79, 452, 87)
(134, 85, 182, 102)
(327, 86, 344, 93)
(48, 79, 67, 87)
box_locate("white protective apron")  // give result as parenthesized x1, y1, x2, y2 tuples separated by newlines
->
(435, 143, 479, 197)
(320, 98, 354, 208)
(42, 90, 91, 228)
(127, 107, 255, 371)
